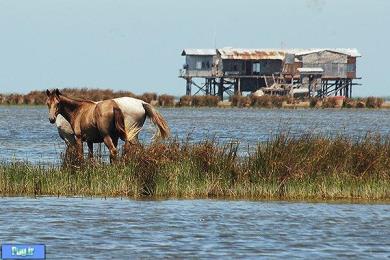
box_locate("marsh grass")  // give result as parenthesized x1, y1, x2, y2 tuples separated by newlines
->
(1, 88, 389, 110)
(158, 94, 175, 107)
(1, 134, 389, 200)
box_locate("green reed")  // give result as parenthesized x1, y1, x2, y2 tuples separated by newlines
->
(1, 134, 389, 200)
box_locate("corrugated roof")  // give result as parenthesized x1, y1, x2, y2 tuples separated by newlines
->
(294, 48, 361, 57)
(217, 48, 287, 60)
(181, 48, 361, 58)
(181, 49, 217, 56)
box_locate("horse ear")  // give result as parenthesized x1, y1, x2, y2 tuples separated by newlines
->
(55, 88, 61, 97)
(46, 89, 51, 96)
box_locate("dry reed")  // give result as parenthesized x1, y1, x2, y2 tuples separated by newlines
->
(158, 94, 175, 107)
(0, 89, 388, 109)
(1, 134, 389, 200)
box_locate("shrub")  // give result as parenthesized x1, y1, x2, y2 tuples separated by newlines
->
(178, 95, 192, 106)
(270, 96, 287, 108)
(366, 97, 376, 108)
(58, 88, 136, 102)
(138, 92, 157, 104)
(366, 97, 384, 108)
(309, 97, 320, 108)
(230, 95, 251, 107)
(192, 95, 219, 107)
(322, 97, 338, 108)
(250, 96, 272, 108)
(376, 98, 384, 108)
(356, 99, 366, 108)
(205, 96, 220, 107)
(158, 94, 175, 107)
(343, 98, 356, 108)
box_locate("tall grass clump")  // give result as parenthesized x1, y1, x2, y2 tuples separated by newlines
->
(178, 95, 192, 107)
(248, 95, 288, 108)
(158, 94, 175, 107)
(1, 134, 389, 200)
(343, 98, 357, 108)
(230, 95, 251, 108)
(192, 95, 220, 107)
(366, 97, 384, 108)
(309, 97, 321, 108)
(250, 96, 272, 108)
(137, 92, 157, 104)
(322, 97, 339, 108)
(60, 88, 136, 101)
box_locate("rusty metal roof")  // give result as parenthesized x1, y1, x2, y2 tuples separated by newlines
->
(294, 48, 361, 57)
(182, 48, 361, 58)
(217, 48, 287, 60)
(181, 49, 217, 56)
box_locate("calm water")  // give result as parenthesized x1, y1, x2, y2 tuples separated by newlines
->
(1, 106, 390, 163)
(1, 107, 390, 259)
(0, 198, 388, 259)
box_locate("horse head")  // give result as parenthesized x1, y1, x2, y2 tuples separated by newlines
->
(46, 88, 61, 124)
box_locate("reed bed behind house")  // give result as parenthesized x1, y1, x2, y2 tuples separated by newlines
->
(1, 134, 389, 200)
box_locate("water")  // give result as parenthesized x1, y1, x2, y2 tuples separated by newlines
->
(1, 106, 390, 164)
(0, 198, 388, 259)
(1, 108, 390, 259)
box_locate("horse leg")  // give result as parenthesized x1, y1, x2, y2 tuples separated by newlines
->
(112, 137, 118, 148)
(87, 141, 94, 160)
(103, 135, 117, 163)
(75, 137, 84, 162)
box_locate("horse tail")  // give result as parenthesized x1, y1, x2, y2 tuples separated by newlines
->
(142, 103, 170, 139)
(113, 106, 127, 141)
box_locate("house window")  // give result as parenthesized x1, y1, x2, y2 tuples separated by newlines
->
(196, 61, 202, 70)
(252, 63, 260, 73)
(331, 64, 338, 76)
(347, 63, 356, 72)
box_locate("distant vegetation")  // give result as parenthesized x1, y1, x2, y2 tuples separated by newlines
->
(0, 88, 145, 105)
(1, 134, 389, 200)
(0, 88, 387, 109)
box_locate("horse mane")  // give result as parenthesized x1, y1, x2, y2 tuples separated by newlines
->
(59, 93, 97, 104)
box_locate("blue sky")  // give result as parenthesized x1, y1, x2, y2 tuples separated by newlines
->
(0, 0, 389, 96)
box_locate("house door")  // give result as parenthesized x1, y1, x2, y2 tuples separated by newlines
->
(245, 61, 252, 75)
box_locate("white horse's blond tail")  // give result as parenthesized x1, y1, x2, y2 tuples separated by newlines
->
(124, 121, 142, 142)
(142, 103, 170, 139)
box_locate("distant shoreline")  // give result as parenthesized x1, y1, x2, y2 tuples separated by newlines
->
(2, 103, 390, 109)
(0, 88, 389, 109)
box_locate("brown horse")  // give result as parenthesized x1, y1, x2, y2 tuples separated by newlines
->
(46, 89, 169, 162)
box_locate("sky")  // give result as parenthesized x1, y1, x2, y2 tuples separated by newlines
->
(0, 0, 389, 97)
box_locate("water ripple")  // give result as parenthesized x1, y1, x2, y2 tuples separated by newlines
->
(0, 198, 389, 259)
